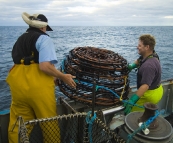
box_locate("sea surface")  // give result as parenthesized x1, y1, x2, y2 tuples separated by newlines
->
(0, 26, 173, 111)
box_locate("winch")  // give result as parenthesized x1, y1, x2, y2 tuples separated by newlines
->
(123, 102, 173, 143)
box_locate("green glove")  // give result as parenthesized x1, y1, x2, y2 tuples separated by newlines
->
(124, 94, 140, 115)
(128, 63, 137, 72)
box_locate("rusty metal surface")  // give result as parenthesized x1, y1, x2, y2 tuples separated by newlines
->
(58, 47, 129, 106)
(138, 103, 159, 129)
(125, 111, 173, 140)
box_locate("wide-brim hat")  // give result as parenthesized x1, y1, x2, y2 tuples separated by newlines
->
(22, 12, 53, 31)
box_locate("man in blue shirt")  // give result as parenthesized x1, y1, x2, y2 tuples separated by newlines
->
(6, 12, 76, 143)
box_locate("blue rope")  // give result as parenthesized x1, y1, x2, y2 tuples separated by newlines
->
(74, 79, 144, 108)
(145, 110, 160, 126)
(85, 111, 97, 143)
(122, 99, 144, 109)
(127, 110, 160, 143)
(61, 58, 65, 73)
(62, 58, 143, 108)
(74, 78, 158, 142)
(62, 58, 159, 142)
(97, 86, 144, 109)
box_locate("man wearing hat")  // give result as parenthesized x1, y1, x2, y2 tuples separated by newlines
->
(6, 12, 76, 143)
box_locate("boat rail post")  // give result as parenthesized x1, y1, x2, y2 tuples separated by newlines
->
(92, 81, 96, 117)
(17, 116, 29, 143)
(165, 89, 170, 114)
(18, 116, 21, 143)
(59, 97, 77, 113)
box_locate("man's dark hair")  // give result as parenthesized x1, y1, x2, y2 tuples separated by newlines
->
(139, 34, 156, 50)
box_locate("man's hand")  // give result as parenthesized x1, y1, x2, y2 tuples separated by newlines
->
(61, 74, 76, 89)
(124, 94, 140, 115)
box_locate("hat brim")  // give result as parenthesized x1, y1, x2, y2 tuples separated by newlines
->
(22, 12, 53, 31)
(47, 25, 53, 31)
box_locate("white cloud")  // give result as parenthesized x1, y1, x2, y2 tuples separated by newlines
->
(67, 6, 98, 14)
(164, 16, 173, 19)
(0, 0, 173, 26)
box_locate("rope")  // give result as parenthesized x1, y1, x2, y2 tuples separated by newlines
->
(127, 110, 160, 143)
(122, 99, 144, 109)
(61, 59, 65, 73)
(85, 111, 97, 143)
(119, 76, 127, 101)
(61, 57, 143, 108)
(74, 79, 144, 109)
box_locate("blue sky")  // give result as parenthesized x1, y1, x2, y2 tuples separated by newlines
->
(0, 0, 173, 26)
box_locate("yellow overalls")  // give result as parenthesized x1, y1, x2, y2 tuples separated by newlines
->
(131, 85, 163, 112)
(6, 64, 60, 143)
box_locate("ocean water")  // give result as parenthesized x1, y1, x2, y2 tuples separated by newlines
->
(0, 26, 173, 111)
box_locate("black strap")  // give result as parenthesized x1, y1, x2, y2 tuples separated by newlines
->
(137, 50, 159, 67)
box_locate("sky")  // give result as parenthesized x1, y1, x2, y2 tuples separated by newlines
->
(0, 0, 173, 26)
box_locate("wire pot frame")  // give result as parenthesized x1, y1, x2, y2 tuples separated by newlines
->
(58, 46, 130, 106)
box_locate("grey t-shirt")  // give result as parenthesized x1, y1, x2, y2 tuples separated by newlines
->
(137, 57, 161, 90)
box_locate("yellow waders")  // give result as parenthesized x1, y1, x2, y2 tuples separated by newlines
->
(6, 64, 60, 143)
(131, 85, 163, 112)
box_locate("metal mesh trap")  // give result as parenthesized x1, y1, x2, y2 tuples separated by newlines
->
(58, 47, 130, 106)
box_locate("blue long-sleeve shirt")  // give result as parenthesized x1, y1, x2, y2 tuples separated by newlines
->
(35, 35, 58, 64)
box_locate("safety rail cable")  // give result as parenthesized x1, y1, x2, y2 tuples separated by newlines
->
(126, 110, 160, 143)
(19, 112, 126, 143)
